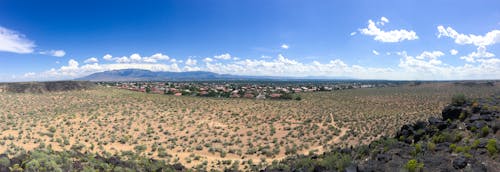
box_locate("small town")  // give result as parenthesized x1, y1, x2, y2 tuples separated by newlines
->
(99, 81, 396, 100)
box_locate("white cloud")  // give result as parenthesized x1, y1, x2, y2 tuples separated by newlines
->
(101, 53, 171, 63)
(415, 51, 444, 60)
(449, 49, 458, 55)
(203, 57, 213, 63)
(40, 50, 66, 57)
(350, 32, 357, 36)
(17, 51, 500, 81)
(460, 46, 495, 63)
(143, 53, 169, 63)
(84, 57, 99, 63)
(0, 26, 35, 54)
(185, 58, 197, 66)
(372, 50, 380, 55)
(359, 17, 418, 43)
(437, 25, 498, 64)
(130, 53, 142, 61)
(398, 50, 500, 80)
(103, 54, 113, 60)
(23, 72, 35, 77)
(380, 17, 389, 23)
(58, 59, 79, 73)
(115, 56, 130, 63)
(183, 66, 201, 71)
(281, 44, 289, 49)
(214, 53, 232, 60)
(35, 60, 182, 80)
(205, 54, 394, 79)
(437, 26, 500, 47)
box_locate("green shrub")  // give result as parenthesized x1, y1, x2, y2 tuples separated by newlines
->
(451, 94, 466, 106)
(9, 164, 23, 172)
(415, 143, 422, 154)
(486, 139, 498, 156)
(134, 145, 147, 154)
(48, 126, 57, 133)
(481, 126, 490, 137)
(427, 142, 436, 152)
(0, 157, 10, 167)
(471, 139, 480, 149)
(404, 159, 424, 172)
(449, 144, 457, 151)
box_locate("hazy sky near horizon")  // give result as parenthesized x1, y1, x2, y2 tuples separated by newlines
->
(0, 0, 499, 81)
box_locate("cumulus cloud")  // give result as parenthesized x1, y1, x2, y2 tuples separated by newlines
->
(460, 46, 495, 63)
(185, 58, 197, 66)
(143, 53, 169, 63)
(130, 53, 142, 61)
(84, 57, 99, 63)
(18, 51, 500, 81)
(115, 56, 130, 63)
(40, 50, 66, 57)
(203, 57, 213, 63)
(415, 51, 444, 60)
(205, 54, 394, 79)
(281, 44, 289, 49)
(359, 17, 418, 42)
(23, 72, 35, 77)
(36, 59, 182, 80)
(398, 50, 500, 80)
(103, 54, 113, 60)
(437, 26, 498, 63)
(372, 50, 380, 55)
(0, 26, 36, 54)
(380, 17, 389, 23)
(449, 49, 458, 55)
(437, 26, 500, 47)
(101, 53, 171, 63)
(214, 53, 232, 60)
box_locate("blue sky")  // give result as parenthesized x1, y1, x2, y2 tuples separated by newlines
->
(0, 0, 499, 81)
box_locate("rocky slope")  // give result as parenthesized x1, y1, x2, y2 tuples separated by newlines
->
(265, 94, 499, 172)
(0, 81, 95, 93)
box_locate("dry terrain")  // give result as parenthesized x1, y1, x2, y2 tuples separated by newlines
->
(1, 82, 499, 171)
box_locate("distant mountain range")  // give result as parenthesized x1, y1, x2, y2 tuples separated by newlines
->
(76, 69, 355, 81)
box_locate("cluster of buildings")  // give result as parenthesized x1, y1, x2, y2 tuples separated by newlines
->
(99, 81, 391, 100)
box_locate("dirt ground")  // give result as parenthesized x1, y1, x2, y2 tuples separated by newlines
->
(1, 83, 499, 170)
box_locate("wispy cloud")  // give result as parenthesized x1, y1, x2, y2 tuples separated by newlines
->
(40, 50, 66, 57)
(213, 53, 232, 60)
(0, 26, 36, 54)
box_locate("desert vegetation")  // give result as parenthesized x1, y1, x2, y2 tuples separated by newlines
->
(0, 81, 499, 171)
(266, 92, 500, 171)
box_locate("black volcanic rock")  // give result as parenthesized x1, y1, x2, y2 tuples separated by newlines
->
(442, 105, 463, 120)
(452, 156, 467, 169)
(428, 117, 447, 130)
(265, 93, 500, 172)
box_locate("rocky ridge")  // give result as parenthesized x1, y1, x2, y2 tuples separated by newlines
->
(265, 93, 499, 172)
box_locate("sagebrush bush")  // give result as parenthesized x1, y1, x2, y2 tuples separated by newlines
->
(451, 94, 466, 106)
